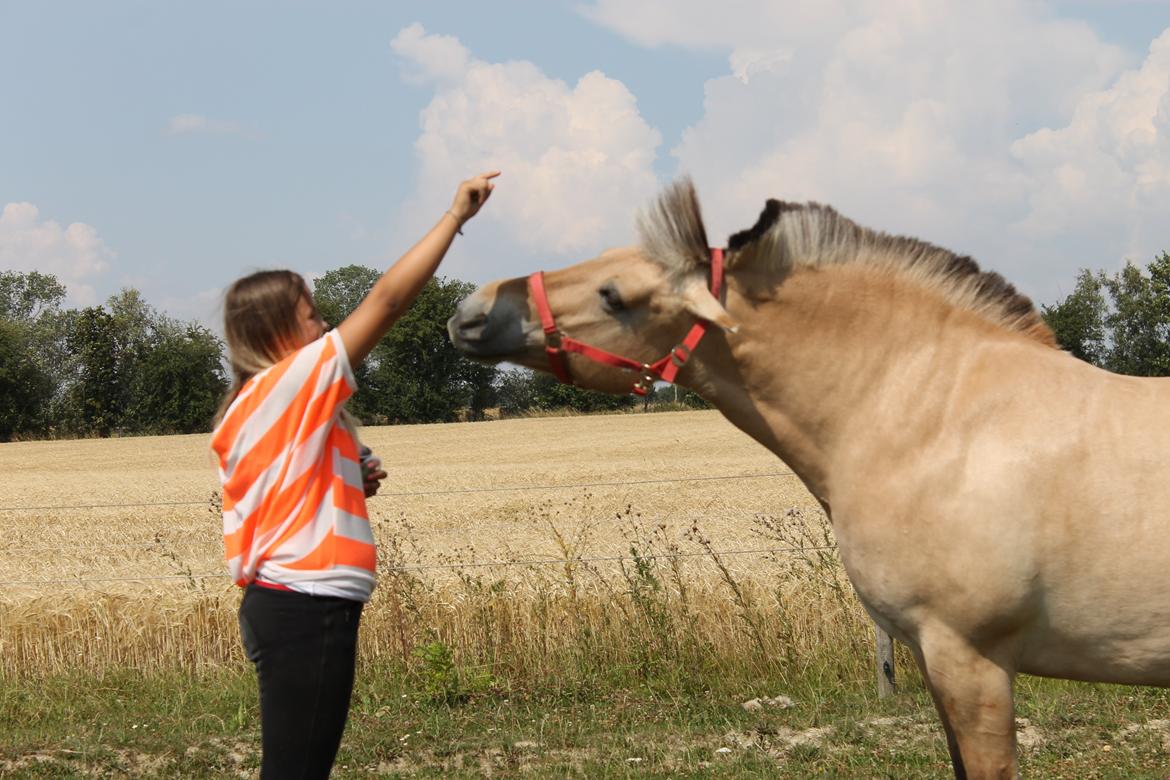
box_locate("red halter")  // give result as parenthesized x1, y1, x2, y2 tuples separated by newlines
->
(527, 248, 725, 396)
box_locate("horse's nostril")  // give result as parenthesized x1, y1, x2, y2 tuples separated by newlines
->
(457, 313, 488, 333)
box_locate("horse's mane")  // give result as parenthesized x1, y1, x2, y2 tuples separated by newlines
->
(638, 178, 1056, 347)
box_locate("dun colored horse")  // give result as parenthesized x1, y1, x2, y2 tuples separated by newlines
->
(448, 179, 1170, 779)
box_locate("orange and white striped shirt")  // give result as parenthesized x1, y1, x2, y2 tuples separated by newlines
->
(211, 330, 376, 602)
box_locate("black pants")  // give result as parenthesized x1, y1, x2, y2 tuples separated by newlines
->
(238, 585, 364, 780)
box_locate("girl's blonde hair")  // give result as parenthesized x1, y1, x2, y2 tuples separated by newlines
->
(215, 269, 309, 424)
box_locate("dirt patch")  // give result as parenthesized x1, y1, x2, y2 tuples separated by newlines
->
(722, 724, 837, 758)
(1014, 717, 1046, 751)
(0, 752, 64, 772)
(861, 715, 940, 748)
(1118, 718, 1170, 751)
(0, 747, 181, 778)
(366, 744, 597, 777)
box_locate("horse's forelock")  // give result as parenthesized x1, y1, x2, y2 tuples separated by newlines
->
(637, 177, 710, 276)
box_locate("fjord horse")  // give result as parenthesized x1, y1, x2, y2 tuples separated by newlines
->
(448, 179, 1170, 779)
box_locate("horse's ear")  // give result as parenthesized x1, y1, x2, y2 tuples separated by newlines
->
(681, 279, 738, 332)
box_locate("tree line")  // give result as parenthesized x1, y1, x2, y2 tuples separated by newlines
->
(0, 272, 225, 440)
(1, 252, 1166, 441)
(1040, 252, 1170, 376)
(0, 266, 703, 442)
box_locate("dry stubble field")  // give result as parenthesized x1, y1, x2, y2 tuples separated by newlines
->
(1, 410, 854, 679)
(1, 409, 811, 580)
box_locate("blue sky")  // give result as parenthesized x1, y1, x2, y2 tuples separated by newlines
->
(2, 1, 1169, 326)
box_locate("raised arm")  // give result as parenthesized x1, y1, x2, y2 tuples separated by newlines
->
(337, 171, 499, 367)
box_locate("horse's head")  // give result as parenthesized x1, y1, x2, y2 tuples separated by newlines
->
(448, 181, 736, 395)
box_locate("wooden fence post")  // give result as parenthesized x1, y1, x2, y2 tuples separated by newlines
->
(875, 623, 896, 698)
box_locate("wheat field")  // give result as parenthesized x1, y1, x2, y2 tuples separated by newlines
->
(0, 411, 870, 684)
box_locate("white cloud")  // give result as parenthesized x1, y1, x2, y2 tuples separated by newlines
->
(1012, 28, 1170, 267)
(390, 23, 662, 267)
(391, 23, 470, 85)
(0, 203, 113, 306)
(582, 0, 1169, 301)
(165, 113, 258, 139)
(580, 0, 812, 50)
(730, 48, 794, 84)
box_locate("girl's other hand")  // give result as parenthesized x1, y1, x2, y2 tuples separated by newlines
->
(360, 447, 386, 497)
(449, 171, 500, 225)
(363, 466, 388, 498)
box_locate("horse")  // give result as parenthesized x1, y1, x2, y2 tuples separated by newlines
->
(447, 179, 1170, 779)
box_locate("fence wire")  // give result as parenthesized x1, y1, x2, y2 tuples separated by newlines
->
(0, 506, 819, 555)
(0, 471, 799, 513)
(0, 469, 831, 589)
(0, 544, 838, 587)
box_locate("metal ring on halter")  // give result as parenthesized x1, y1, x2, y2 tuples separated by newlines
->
(632, 364, 656, 394)
(545, 330, 563, 349)
(670, 344, 692, 368)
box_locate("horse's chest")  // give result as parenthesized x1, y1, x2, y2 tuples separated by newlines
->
(831, 506, 1040, 640)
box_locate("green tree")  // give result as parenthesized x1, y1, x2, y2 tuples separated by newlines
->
(0, 320, 54, 440)
(315, 268, 497, 424)
(0, 271, 69, 437)
(531, 371, 637, 413)
(495, 368, 539, 416)
(0, 270, 66, 322)
(462, 359, 497, 421)
(63, 307, 122, 436)
(105, 288, 155, 417)
(312, 265, 380, 328)
(1102, 253, 1170, 376)
(313, 265, 381, 421)
(678, 388, 711, 409)
(367, 277, 493, 423)
(0, 273, 229, 438)
(125, 322, 228, 434)
(50, 287, 228, 437)
(1040, 269, 1108, 365)
(494, 368, 637, 416)
(1043, 252, 1170, 376)
(493, 367, 714, 417)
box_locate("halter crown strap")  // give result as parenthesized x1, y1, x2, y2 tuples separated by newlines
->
(655, 247, 723, 386)
(528, 247, 726, 396)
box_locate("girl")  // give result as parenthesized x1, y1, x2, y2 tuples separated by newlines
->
(211, 171, 499, 778)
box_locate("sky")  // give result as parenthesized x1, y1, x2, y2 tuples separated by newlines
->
(2, 0, 1169, 329)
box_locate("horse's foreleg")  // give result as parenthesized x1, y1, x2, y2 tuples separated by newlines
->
(908, 644, 967, 777)
(915, 628, 1018, 780)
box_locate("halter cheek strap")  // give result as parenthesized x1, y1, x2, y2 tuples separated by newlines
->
(527, 248, 726, 396)
(528, 270, 573, 385)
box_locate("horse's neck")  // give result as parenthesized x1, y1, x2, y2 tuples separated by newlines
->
(695, 265, 1016, 502)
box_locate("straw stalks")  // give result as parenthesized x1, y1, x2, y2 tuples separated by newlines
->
(1, 503, 873, 695)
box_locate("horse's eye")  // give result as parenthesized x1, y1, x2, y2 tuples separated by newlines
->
(599, 283, 625, 313)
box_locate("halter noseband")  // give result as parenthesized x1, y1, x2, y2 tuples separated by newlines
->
(527, 248, 726, 396)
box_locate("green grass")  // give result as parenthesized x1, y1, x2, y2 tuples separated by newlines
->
(3, 664, 1170, 778)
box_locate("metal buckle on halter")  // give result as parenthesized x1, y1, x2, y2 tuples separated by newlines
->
(670, 343, 692, 368)
(545, 330, 563, 350)
(632, 364, 657, 395)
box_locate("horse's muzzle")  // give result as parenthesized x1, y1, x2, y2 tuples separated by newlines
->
(447, 285, 529, 360)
